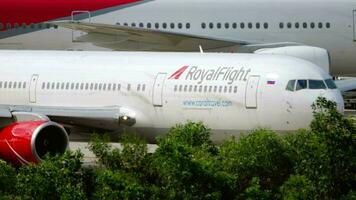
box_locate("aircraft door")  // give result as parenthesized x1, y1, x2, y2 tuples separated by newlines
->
(353, 10, 356, 41)
(29, 74, 39, 103)
(71, 11, 91, 42)
(245, 75, 260, 108)
(152, 73, 167, 107)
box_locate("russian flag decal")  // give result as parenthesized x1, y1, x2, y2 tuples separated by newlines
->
(267, 80, 275, 85)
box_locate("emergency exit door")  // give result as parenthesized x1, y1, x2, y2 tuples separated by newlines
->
(353, 10, 356, 41)
(152, 73, 167, 106)
(71, 11, 91, 42)
(29, 74, 39, 103)
(245, 75, 260, 108)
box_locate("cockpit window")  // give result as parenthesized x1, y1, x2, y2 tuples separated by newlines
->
(309, 80, 326, 89)
(286, 80, 296, 91)
(296, 80, 307, 91)
(325, 79, 337, 89)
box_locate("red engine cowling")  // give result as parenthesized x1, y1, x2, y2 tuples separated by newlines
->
(0, 120, 69, 166)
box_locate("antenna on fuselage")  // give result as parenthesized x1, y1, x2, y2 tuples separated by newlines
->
(199, 45, 204, 53)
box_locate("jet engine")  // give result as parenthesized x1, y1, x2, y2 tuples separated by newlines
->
(0, 120, 69, 166)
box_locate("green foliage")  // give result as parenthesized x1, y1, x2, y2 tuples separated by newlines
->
(0, 160, 16, 195)
(152, 122, 231, 200)
(286, 97, 356, 199)
(15, 151, 86, 200)
(280, 175, 316, 200)
(92, 169, 145, 200)
(219, 129, 292, 197)
(242, 177, 272, 200)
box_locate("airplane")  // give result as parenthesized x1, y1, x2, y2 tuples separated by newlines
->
(0, 0, 355, 77)
(0, 50, 344, 165)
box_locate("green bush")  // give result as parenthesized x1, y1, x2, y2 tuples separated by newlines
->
(219, 129, 292, 197)
(285, 97, 356, 199)
(152, 122, 232, 200)
(0, 160, 17, 195)
(92, 169, 145, 200)
(15, 151, 86, 200)
(280, 175, 316, 200)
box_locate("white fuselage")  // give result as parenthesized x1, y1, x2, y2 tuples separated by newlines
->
(0, 0, 355, 75)
(0, 51, 343, 141)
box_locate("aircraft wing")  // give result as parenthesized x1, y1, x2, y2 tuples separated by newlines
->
(0, 105, 136, 130)
(335, 78, 356, 92)
(54, 21, 248, 51)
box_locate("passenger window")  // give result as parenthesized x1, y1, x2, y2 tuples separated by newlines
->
(112, 84, 116, 91)
(131, 23, 136, 27)
(232, 23, 237, 29)
(80, 83, 84, 90)
(19, 82, 22, 89)
(309, 80, 326, 89)
(61, 83, 65, 89)
(142, 84, 146, 91)
(147, 23, 152, 28)
(326, 22, 331, 29)
(4, 82, 7, 88)
(94, 83, 98, 90)
(170, 23, 175, 29)
(318, 22, 323, 29)
(217, 23, 221, 29)
(234, 86, 238, 93)
(310, 22, 315, 29)
(42, 82, 45, 89)
(47, 82, 50, 89)
(162, 23, 167, 29)
(209, 23, 214, 29)
(295, 23, 300, 29)
(209, 86, 212, 92)
(279, 22, 284, 29)
(186, 23, 190, 29)
(286, 80, 296, 91)
(8, 82, 12, 89)
(137, 84, 141, 91)
(189, 85, 193, 92)
(256, 23, 260, 29)
(240, 23, 245, 29)
(214, 86, 218, 92)
(263, 23, 268, 29)
(127, 84, 131, 91)
(155, 23, 159, 29)
(194, 85, 198, 92)
(108, 84, 111, 91)
(174, 85, 177, 92)
(56, 83, 60, 89)
(103, 84, 106, 90)
(23, 82, 26, 88)
(118, 84, 121, 91)
(224, 86, 228, 93)
(51, 82, 55, 89)
(99, 83, 102, 90)
(184, 85, 188, 92)
(66, 83, 70, 90)
(225, 23, 229, 29)
(178, 23, 183, 29)
(303, 22, 307, 28)
(139, 23, 144, 28)
(287, 22, 292, 29)
(71, 83, 74, 89)
(6, 23, 11, 29)
(325, 79, 337, 89)
(199, 85, 202, 92)
(179, 85, 183, 92)
(229, 86, 232, 93)
(204, 85, 208, 92)
(296, 80, 307, 91)
(219, 86, 223, 93)
(248, 23, 252, 29)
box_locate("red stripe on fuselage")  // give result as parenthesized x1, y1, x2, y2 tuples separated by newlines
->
(0, 0, 142, 30)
